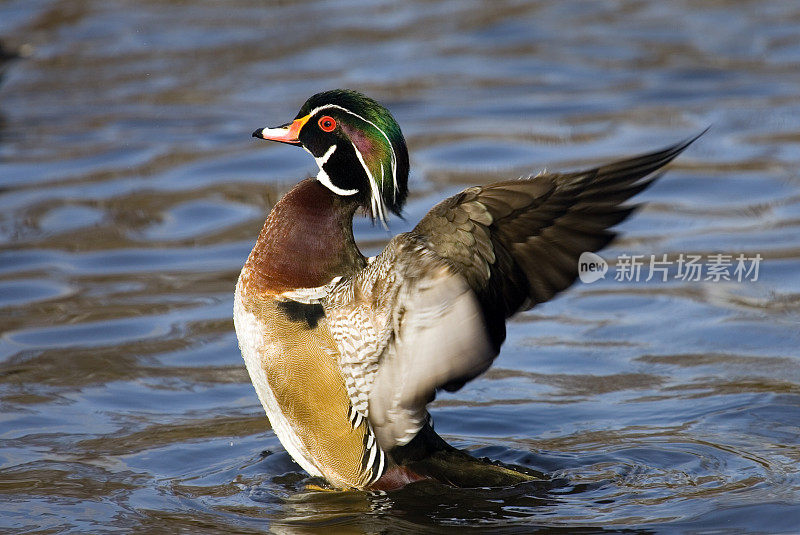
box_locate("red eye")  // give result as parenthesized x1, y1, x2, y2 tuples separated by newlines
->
(318, 116, 336, 132)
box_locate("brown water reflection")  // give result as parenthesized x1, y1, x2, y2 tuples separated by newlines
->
(2, 0, 800, 533)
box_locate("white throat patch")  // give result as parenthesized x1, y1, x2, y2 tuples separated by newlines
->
(313, 144, 359, 196)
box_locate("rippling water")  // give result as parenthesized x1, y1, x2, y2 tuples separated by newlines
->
(2, 1, 800, 533)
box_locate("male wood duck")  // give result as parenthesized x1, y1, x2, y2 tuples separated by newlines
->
(235, 89, 698, 490)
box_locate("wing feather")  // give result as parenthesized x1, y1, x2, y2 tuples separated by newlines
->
(325, 135, 701, 451)
(412, 134, 701, 348)
(325, 236, 495, 450)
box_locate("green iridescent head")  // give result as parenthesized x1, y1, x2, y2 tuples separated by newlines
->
(253, 89, 409, 222)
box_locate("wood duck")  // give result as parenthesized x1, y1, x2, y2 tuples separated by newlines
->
(235, 89, 699, 490)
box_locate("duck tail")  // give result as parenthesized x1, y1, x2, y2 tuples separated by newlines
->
(371, 423, 542, 490)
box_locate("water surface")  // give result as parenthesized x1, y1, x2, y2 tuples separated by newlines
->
(1, 1, 800, 533)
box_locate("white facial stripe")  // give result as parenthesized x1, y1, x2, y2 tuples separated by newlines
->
(314, 143, 337, 167)
(349, 139, 387, 223)
(307, 104, 399, 194)
(314, 144, 359, 196)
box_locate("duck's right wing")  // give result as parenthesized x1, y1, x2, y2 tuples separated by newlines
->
(411, 136, 700, 349)
(324, 236, 495, 450)
(326, 136, 699, 450)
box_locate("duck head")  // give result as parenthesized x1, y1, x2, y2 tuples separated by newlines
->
(253, 89, 409, 223)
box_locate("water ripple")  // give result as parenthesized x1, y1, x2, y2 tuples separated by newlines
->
(1, 0, 799, 532)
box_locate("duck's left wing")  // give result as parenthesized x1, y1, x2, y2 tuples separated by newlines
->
(324, 236, 495, 450)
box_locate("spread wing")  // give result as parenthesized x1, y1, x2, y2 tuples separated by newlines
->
(326, 136, 699, 450)
(412, 135, 700, 350)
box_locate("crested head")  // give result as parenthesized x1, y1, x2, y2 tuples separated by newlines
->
(254, 89, 409, 223)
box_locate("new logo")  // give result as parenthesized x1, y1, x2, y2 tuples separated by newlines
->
(578, 252, 608, 283)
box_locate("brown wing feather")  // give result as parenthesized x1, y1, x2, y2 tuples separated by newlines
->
(332, 136, 700, 450)
(412, 134, 701, 351)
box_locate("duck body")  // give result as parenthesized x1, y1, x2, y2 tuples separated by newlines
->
(235, 178, 381, 488)
(235, 89, 699, 490)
